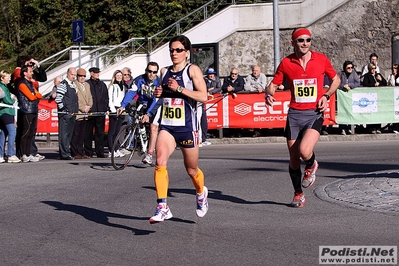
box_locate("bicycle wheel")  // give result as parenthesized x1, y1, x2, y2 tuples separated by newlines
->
(111, 124, 139, 170)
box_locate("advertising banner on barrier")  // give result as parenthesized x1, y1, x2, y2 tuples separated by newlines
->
(37, 100, 58, 133)
(36, 100, 109, 134)
(206, 92, 337, 129)
(337, 87, 399, 124)
(36, 92, 336, 133)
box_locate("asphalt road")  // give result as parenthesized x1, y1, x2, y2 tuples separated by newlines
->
(1, 140, 398, 266)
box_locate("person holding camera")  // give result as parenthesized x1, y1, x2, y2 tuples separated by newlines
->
(13, 55, 47, 161)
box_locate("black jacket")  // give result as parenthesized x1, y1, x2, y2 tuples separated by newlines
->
(362, 73, 387, 87)
(221, 75, 245, 93)
(87, 78, 109, 112)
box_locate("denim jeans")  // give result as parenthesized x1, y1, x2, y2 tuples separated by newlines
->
(0, 129, 4, 158)
(0, 123, 17, 157)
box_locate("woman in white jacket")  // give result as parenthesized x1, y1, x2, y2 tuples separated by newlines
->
(107, 70, 127, 157)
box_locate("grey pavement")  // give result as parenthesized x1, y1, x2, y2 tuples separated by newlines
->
(2, 138, 399, 265)
(34, 133, 399, 215)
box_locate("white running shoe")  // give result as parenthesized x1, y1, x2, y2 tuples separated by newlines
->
(142, 153, 153, 164)
(0, 157, 5, 163)
(120, 148, 131, 155)
(35, 153, 45, 161)
(29, 155, 40, 162)
(116, 150, 125, 157)
(22, 155, 31, 163)
(108, 152, 112, 158)
(291, 192, 306, 208)
(149, 204, 173, 224)
(196, 186, 209, 218)
(7, 155, 21, 163)
(302, 160, 318, 188)
(202, 141, 212, 146)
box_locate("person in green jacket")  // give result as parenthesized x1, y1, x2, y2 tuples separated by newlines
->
(0, 70, 21, 163)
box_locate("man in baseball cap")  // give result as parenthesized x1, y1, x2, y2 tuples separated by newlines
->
(206, 68, 216, 75)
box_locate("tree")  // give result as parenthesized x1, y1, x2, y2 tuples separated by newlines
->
(0, 0, 214, 70)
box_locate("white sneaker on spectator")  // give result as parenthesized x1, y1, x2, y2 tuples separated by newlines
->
(22, 155, 31, 163)
(202, 141, 212, 146)
(35, 153, 45, 161)
(8, 155, 21, 163)
(116, 150, 125, 157)
(0, 157, 5, 163)
(120, 148, 131, 155)
(29, 155, 40, 162)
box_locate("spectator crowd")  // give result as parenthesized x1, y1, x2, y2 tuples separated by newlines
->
(0, 51, 397, 163)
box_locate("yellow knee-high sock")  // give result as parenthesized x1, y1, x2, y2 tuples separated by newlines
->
(154, 166, 169, 200)
(191, 168, 204, 194)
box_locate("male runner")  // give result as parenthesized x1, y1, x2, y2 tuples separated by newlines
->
(265, 28, 340, 207)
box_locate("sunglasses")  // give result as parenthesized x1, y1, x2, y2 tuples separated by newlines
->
(296, 38, 312, 43)
(147, 70, 158, 74)
(169, 48, 186, 53)
(346, 67, 353, 70)
(123, 74, 130, 76)
(77, 74, 85, 77)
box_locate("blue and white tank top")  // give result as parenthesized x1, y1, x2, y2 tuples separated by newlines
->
(160, 64, 198, 132)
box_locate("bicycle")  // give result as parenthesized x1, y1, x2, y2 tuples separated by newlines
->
(111, 104, 150, 170)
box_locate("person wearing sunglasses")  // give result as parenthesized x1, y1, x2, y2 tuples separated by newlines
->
(362, 63, 387, 134)
(71, 68, 92, 159)
(221, 67, 244, 94)
(121, 67, 134, 89)
(338, 61, 360, 135)
(265, 27, 340, 208)
(339, 60, 360, 92)
(117, 62, 162, 165)
(387, 63, 399, 86)
(149, 35, 208, 223)
(362, 63, 387, 87)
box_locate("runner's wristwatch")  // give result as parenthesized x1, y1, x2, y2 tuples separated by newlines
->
(177, 86, 183, 93)
(323, 94, 330, 100)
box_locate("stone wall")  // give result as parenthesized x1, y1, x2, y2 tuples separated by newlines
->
(218, 0, 399, 78)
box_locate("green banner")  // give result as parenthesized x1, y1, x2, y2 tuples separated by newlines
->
(337, 87, 399, 124)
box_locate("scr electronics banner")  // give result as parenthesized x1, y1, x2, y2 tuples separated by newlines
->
(206, 91, 337, 129)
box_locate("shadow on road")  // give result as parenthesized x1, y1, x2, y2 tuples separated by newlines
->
(142, 186, 289, 206)
(41, 201, 155, 235)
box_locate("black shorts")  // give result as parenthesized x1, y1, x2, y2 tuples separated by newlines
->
(284, 108, 324, 140)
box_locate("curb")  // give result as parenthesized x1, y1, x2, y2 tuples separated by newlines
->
(35, 133, 399, 148)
